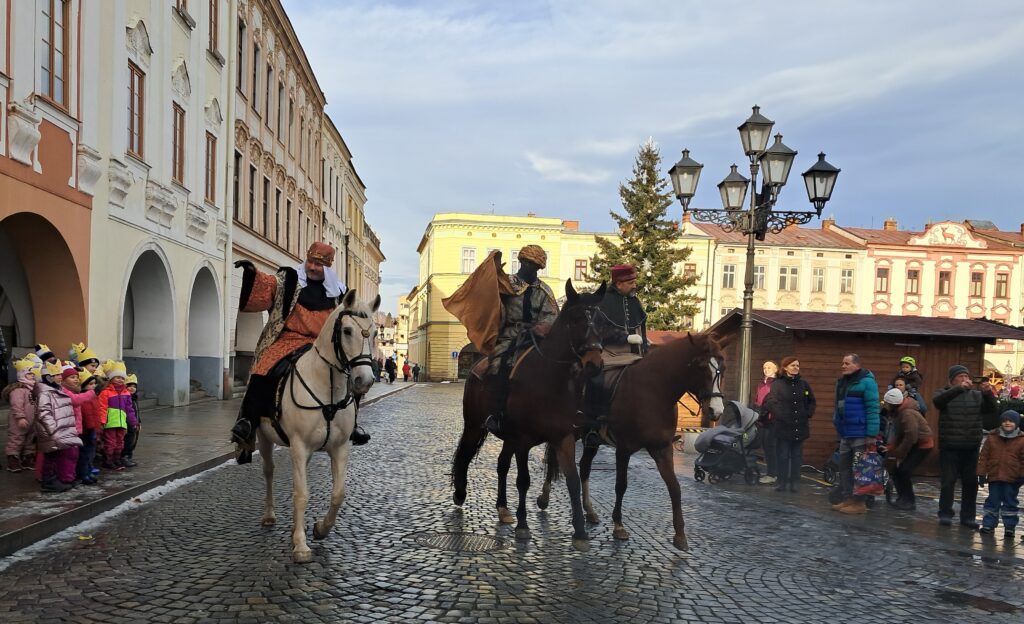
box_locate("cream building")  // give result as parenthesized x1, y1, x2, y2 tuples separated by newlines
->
(395, 294, 410, 360)
(228, 0, 327, 386)
(406, 212, 723, 381)
(82, 1, 232, 405)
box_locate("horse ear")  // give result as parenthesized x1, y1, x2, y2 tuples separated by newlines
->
(687, 332, 696, 345)
(717, 333, 735, 349)
(371, 294, 381, 313)
(342, 289, 357, 308)
(565, 279, 579, 303)
(594, 281, 607, 297)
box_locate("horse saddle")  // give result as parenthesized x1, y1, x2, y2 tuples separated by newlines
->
(260, 343, 315, 446)
(469, 347, 536, 381)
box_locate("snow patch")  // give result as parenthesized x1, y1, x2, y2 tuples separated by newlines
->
(0, 459, 235, 572)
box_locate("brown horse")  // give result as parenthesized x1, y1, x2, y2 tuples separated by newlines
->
(538, 331, 727, 551)
(451, 280, 606, 545)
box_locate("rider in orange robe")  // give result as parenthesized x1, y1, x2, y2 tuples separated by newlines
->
(229, 242, 370, 463)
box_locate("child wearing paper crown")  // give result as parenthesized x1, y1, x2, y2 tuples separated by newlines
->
(74, 370, 101, 484)
(121, 374, 141, 467)
(977, 410, 1024, 539)
(98, 362, 136, 470)
(4, 359, 40, 472)
(34, 361, 83, 492)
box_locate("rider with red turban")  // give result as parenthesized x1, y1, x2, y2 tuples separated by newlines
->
(230, 242, 370, 463)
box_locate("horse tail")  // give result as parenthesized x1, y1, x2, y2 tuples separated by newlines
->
(545, 442, 561, 482)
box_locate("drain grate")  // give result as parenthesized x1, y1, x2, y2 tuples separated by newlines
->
(413, 532, 507, 552)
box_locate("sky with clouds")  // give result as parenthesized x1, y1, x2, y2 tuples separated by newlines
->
(281, 0, 1024, 313)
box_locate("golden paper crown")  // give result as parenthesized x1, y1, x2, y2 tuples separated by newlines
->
(14, 359, 36, 372)
(78, 369, 95, 386)
(106, 361, 127, 379)
(72, 342, 99, 363)
(100, 360, 117, 375)
(126, 374, 138, 385)
(44, 361, 63, 377)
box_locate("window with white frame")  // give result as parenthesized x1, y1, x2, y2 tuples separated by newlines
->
(574, 259, 587, 282)
(996, 273, 1009, 298)
(906, 269, 920, 295)
(779, 266, 798, 291)
(722, 264, 735, 289)
(462, 248, 476, 273)
(874, 267, 890, 293)
(812, 267, 825, 292)
(510, 249, 520, 274)
(753, 265, 766, 290)
(840, 269, 854, 294)
(40, 0, 69, 107)
(970, 272, 984, 297)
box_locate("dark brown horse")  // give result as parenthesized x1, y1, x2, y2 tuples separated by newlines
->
(538, 331, 727, 551)
(451, 280, 606, 545)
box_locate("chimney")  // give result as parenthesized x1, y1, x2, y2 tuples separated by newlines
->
(562, 220, 579, 231)
(682, 212, 692, 224)
(883, 217, 898, 231)
(821, 216, 836, 230)
(1020, 223, 1024, 236)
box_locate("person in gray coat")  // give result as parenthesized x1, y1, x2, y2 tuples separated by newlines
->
(933, 364, 998, 528)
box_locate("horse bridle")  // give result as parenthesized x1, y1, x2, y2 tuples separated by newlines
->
(289, 309, 376, 450)
(530, 306, 603, 365)
(695, 355, 725, 404)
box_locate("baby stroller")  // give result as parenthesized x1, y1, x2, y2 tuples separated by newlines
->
(693, 401, 762, 485)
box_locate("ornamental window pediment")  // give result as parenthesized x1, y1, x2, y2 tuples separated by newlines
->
(172, 59, 192, 101)
(908, 221, 986, 249)
(126, 17, 153, 69)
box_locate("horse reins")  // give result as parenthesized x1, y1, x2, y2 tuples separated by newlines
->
(529, 307, 602, 365)
(287, 309, 375, 450)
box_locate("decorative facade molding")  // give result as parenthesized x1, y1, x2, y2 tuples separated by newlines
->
(107, 158, 134, 207)
(186, 202, 210, 241)
(7, 100, 42, 165)
(126, 17, 153, 68)
(76, 144, 103, 195)
(171, 59, 192, 101)
(145, 180, 177, 228)
(204, 98, 223, 131)
(216, 220, 229, 249)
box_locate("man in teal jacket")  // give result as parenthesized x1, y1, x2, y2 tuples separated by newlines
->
(832, 353, 880, 514)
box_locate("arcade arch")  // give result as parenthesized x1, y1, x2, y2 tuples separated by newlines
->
(188, 265, 222, 398)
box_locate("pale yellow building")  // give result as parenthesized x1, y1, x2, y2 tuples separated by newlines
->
(407, 212, 716, 381)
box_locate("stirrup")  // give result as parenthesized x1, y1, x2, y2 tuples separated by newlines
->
(583, 428, 603, 449)
(235, 446, 253, 465)
(484, 414, 503, 435)
(350, 427, 371, 446)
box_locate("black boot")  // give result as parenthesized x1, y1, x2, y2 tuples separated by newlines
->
(583, 375, 605, 448)
(483, 372, 509, 435)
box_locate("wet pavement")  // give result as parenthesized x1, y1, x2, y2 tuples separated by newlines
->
(0, 382, 1021, 623)
(0, 381, 414, 556)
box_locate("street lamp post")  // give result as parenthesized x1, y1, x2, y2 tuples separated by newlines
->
(669, 105, 840, 405)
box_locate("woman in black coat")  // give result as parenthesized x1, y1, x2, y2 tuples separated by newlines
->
(763, 356, 816, 493)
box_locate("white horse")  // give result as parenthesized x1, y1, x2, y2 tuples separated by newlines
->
(256, 289, 380, 563)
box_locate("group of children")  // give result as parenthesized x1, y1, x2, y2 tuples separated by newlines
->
(3, 343, 142, 492)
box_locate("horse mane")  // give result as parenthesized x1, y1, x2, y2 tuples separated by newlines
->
(637, 331, 722, 371)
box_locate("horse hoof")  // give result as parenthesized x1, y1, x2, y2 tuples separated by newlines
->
(613, 527, 629, 541)
(497, 507, 515, 524)
(572, 538, 591, 552)
(260, 516, 276, 527)
(585, 512, 600, 524)
(536, 495, 549, 510)
(453, 491, 466, 507)
(673, 535, 690, 551)
(293, 549, 313, 564)
(312, 522, 328, 540)
(514, 528, 531, 542)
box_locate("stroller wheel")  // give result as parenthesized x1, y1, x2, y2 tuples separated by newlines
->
(721, 472, 733, 481)
(693, 467, 705, 482)
(744, 467, 760, 485)
(823, 466, 838, 485)
(708, 472, 721, 484)
(884, 479, 895, 505)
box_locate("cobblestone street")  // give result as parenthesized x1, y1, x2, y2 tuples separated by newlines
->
(1, 383, 1022, 623)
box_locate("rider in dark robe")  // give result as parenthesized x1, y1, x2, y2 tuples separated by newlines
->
(483, 244, 558, 435)
(229, 242, 370, 464)
(584, 263, 649, 447)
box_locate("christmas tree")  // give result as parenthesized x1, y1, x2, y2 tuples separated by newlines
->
(590, 138, 701, 330)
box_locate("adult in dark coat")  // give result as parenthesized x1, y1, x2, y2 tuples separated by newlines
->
(763, 356, 816, 493)
(932, 364, 998, 527)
